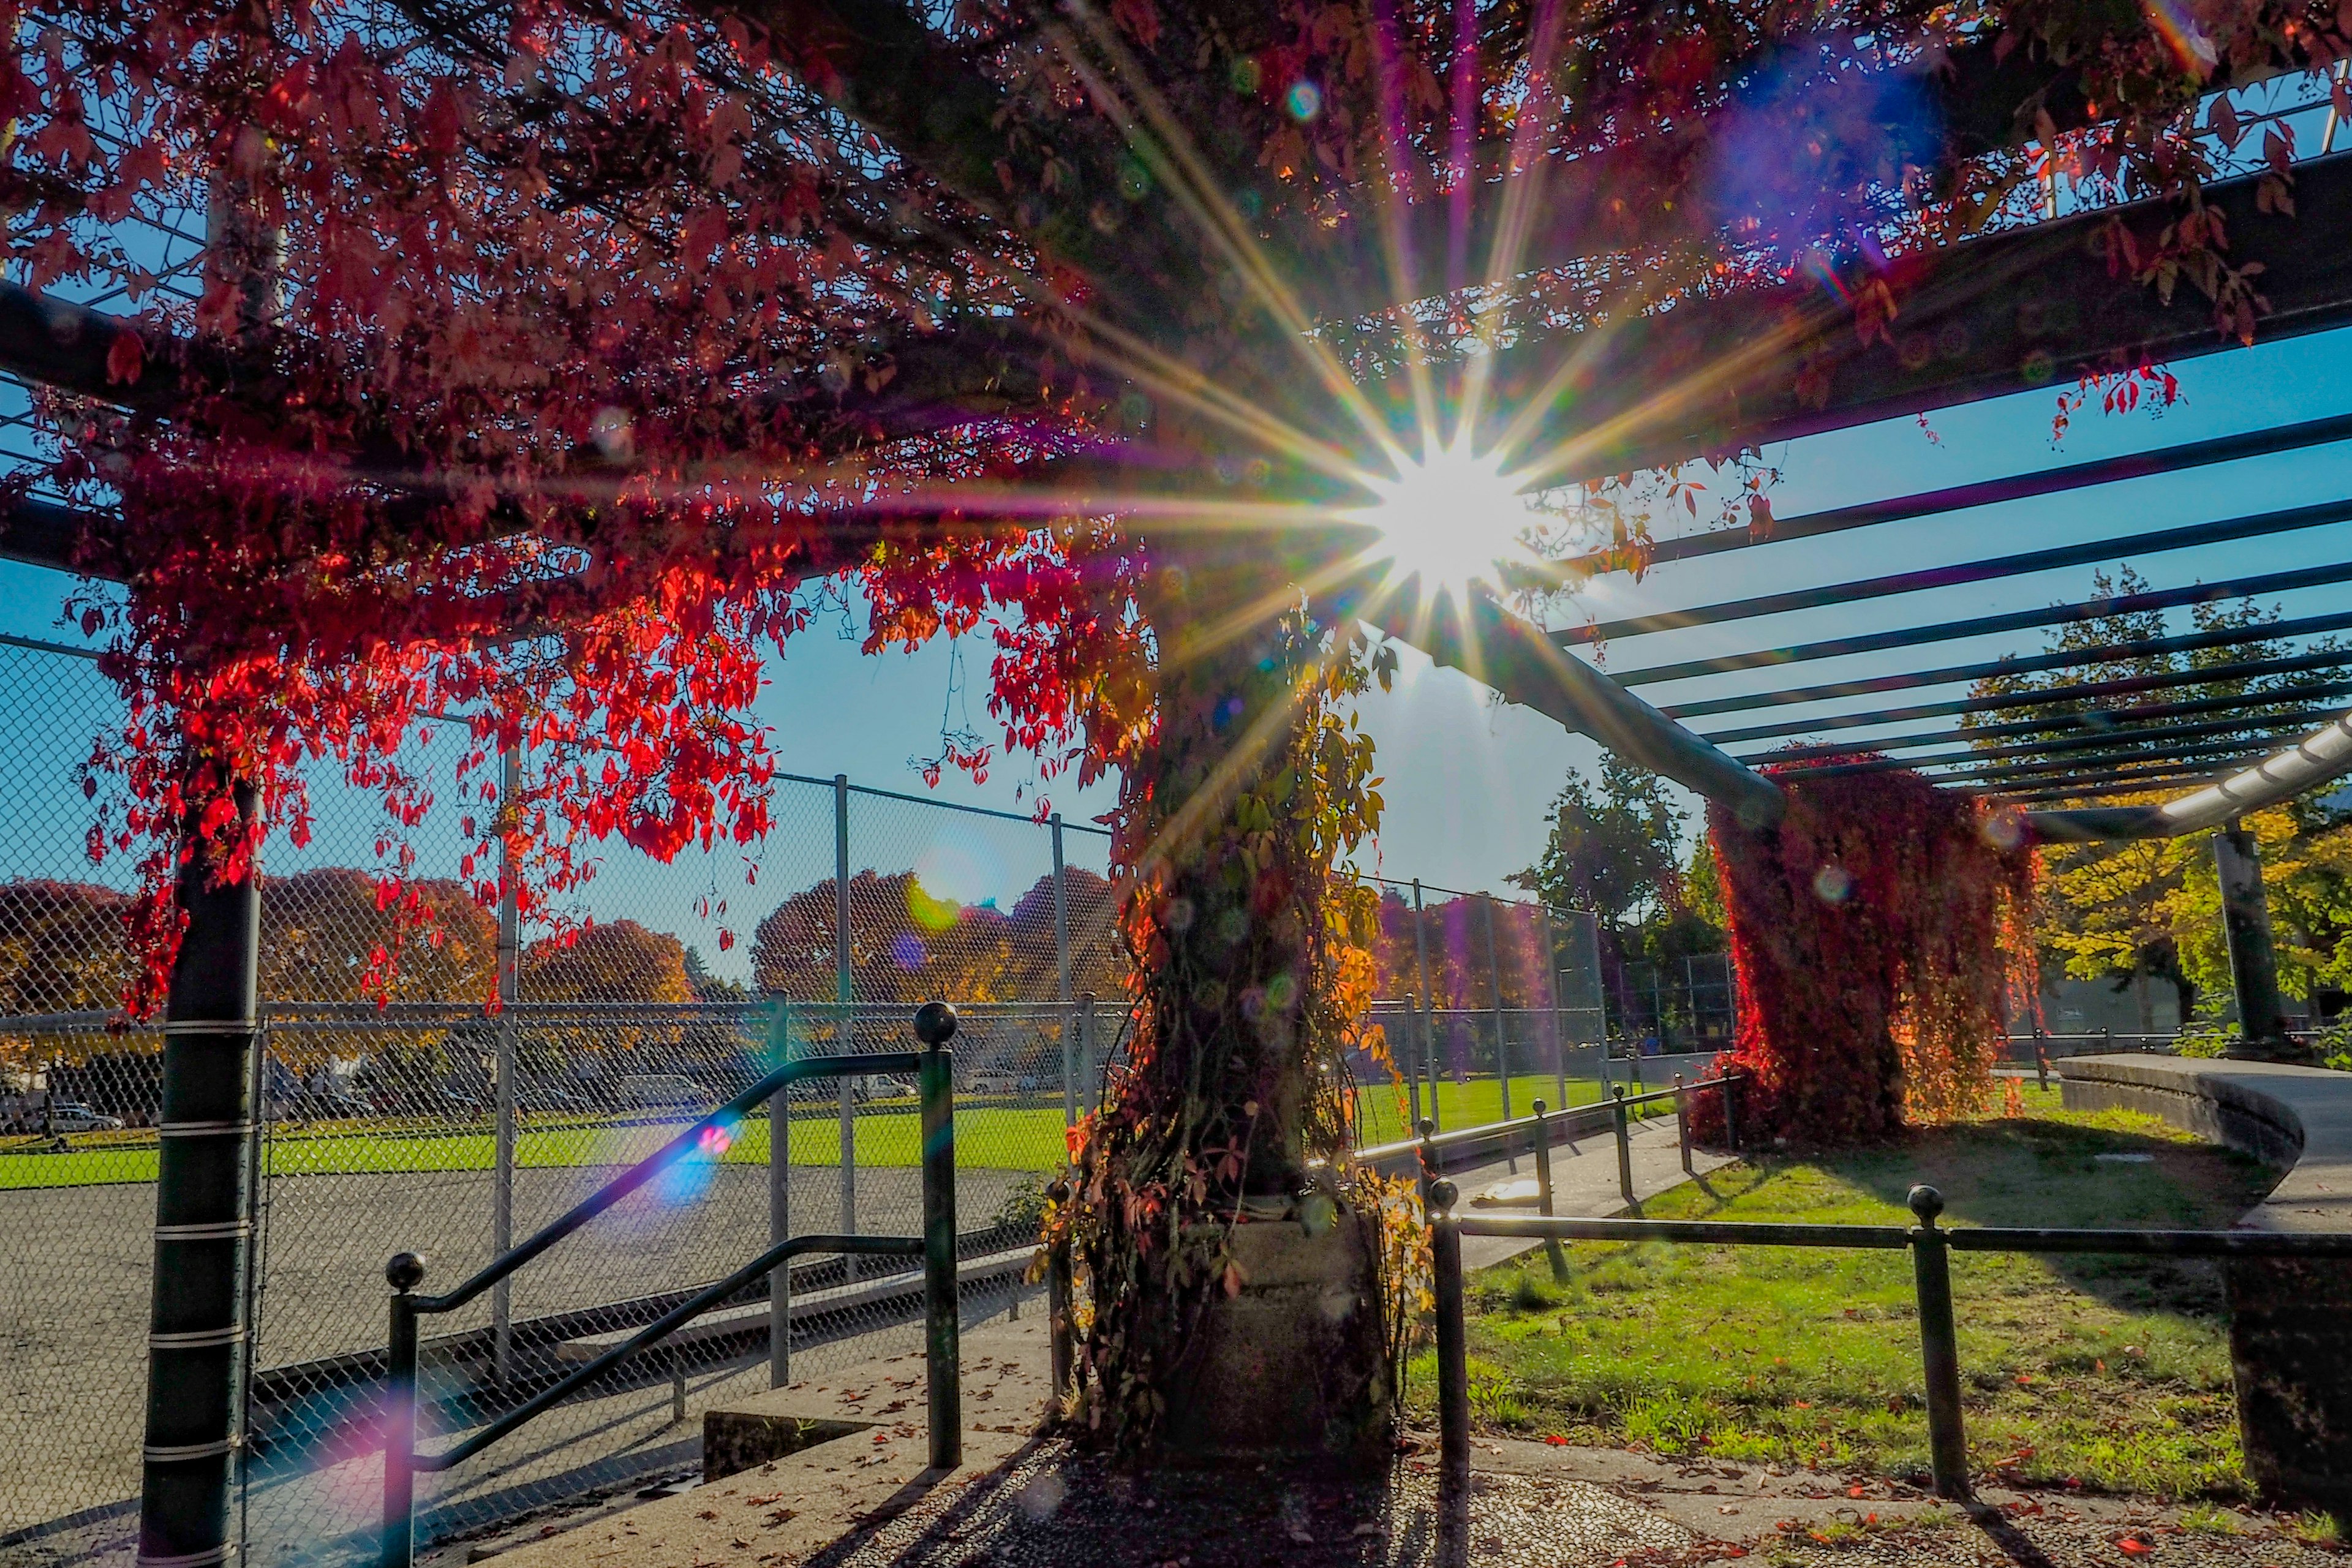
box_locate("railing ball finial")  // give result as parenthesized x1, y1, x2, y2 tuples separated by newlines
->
(913, 1000, 959, 1047)
(1046, 1175, 1071, 1204)
(386, 1251, 427, 1294)
(1417, 1117, 1436, 1140)
(1428, 1177, 1460, 1215)
(1907, 1184, 1946, 1226)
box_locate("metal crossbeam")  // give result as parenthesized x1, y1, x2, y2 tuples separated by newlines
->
(1759, 710, 2339, 778)
(1613, 561, 2352, 688)
(1556, 496, 2352, 647)
(1920, 736, 2290, 789)
(1697, 653, 2352, 744)
(1548, 410, 2352, 582)
(1738, 686, 2352, 761)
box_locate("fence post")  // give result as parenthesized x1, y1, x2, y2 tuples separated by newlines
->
(1531, 1099, 1567, 1284)
(1535, 904, 1563, 1112)
(1046, 1177, 1074, 1406)
(834, 775, 857, 1284)
(915, 1003, 962, 1471)
(1722, 1072, 1740, 1152)
(1674, 1073, 1693, 1175)
(1483, 895, 1514, 1170)
(1412, 879, 1438, 1130)
(1065, 994, 1088, 1130)
(1907, 1185, 1970, 1500)
(1415, 1118, 1438, 1209)
(767, 1000, 793, 1389)
(492, 750, 520, 1390)
(1402, 993, 1424, 1131)
(1611, 1085, 1636, 1212)
(382, 1253, 426, 1568)
(1429, 1177, 1470, 1493)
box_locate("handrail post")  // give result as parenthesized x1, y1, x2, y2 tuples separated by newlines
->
(914, 1003, 961, 1471)
(1908, 1185, 1970, 1499)
(768, 1000, 793, 1389)
(1674, 1073, 1693, 1175)
(1722, 1071, 1740, 1152)
(1531, 1099, 1567, 1284)
(1428, 1178, 1470, 1494)
(1611, 1085, 1637, 1212)
(1045, 1177, 1074, 1408)
(382, 1253, 426, 1568)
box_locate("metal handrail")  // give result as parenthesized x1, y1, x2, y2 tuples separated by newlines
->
(1427, 1178, 2352, 1501)
(377, 1005, 965, 1568)
(416, 1049, 919, 1317)
(1354, 1073, 1739, 1165)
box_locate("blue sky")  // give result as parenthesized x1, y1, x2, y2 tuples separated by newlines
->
(4, 319, 2348, 978)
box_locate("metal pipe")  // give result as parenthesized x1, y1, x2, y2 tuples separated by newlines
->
(1907, 1187, 1970, 1499)
(1730, 674, 2352, 755)
(915, 1002, 962, 1471)
(2032, 710, 2352, 841)
(140, 781, 262, 1568)
(1429, 1178, 1470, 1493)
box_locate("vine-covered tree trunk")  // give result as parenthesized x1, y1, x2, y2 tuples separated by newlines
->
(1063, 535, 1391, 1461)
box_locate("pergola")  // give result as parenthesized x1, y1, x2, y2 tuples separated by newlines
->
(7, 4, 2352, 1556)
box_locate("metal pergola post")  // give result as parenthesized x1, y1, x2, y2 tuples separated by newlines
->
(140, 783, 262, 1568)
(2215, 823, 2297, 1060)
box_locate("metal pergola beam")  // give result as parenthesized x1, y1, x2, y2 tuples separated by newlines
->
(2000, 773, 2246, 804)
(1557, 494, 2352, 647)
(1613, 560, 2352, 688)
(1698, 651, 2352, 745)
(1664, 611, 2352, 719)
(1918, 735, 2293, 789)
(1489, 149, 2352, 486)
(1738, 684, 2352, 762)
(1762, 710, 2342, 779)
(1548, 410, 2352, 582)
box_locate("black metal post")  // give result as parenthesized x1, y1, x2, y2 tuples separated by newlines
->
(140, 782, 262, 1568)
(1675, 1073, 1694, 1174)
(382, 1253, 426, 1568)
(914, 1002, 961, 1470)
(1907, 1186, 1970, 1499)
(1416, 1117, 1439, 1210)
(1531, 1099, 1567, 1284)
(2214, 822, 2300, 1060)
(1611, 1085, 1637, 1211)
(1046, 1177, 1074, 1405)
(1722, 1072, 1740, 1152)
(1429, 1177, 1470, 1493)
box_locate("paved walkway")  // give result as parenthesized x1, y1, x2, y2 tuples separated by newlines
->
(1448, 1114, 1736, 1272)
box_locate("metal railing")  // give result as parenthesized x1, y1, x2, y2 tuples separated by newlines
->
(377, 1003, 967, 1568)
(1359, 1073, 1742, 1204)
(1426, 1177, 2352, 1498)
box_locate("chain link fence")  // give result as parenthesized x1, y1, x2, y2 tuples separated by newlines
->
(0, 632, 1668, 1567)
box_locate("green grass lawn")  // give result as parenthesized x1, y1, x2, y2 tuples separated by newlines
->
(1, 1070, 1665, 1188)
(0, 1102, 1080, 1189)
(1354, 1071, 1674, 1147)
(1412, 1090, 2280, 1499)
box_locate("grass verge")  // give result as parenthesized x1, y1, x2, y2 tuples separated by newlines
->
(1410, 1094, 2280, 1500)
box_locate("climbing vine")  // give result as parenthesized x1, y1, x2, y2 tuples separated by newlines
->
(1701, 765, 2036, 1145)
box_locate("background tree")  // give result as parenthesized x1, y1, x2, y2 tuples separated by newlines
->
(1971, 576, 2352, 1025)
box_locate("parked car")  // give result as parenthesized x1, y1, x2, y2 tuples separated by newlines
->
(47, 1102, 124, 1133)
(963, 1071, 1019, 1096)
(856, 1075, 913, 1102)
(620, 1074, 713, 1110)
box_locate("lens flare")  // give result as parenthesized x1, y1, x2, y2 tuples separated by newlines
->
(1351, 439, 1536, 600)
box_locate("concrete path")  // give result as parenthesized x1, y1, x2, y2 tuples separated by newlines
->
(1448, 1112, 1736, 1272)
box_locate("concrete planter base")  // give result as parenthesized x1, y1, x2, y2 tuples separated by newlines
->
(1155, 1211, 1393, 1472)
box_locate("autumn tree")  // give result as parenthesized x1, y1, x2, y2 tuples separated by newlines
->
(522, 919, 693, 1004)
(1972, 576, 2352, 1021)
